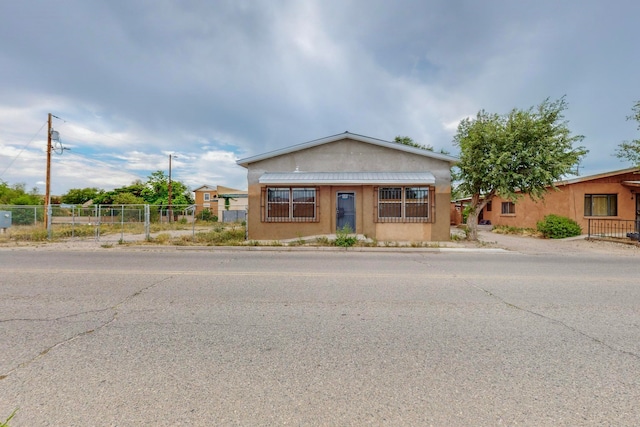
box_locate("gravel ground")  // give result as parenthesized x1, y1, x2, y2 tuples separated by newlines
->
(2, 226, 639, 256)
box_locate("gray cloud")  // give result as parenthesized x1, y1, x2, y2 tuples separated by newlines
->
(1, 0, 638, 195)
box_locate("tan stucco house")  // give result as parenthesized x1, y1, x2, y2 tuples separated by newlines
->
(457, 167, 640, 231)
(236, 132, 458, 242)
(193, 185, 247, 221)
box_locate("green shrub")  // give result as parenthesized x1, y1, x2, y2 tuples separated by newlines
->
(334, 225, 357, 247)
(536, 214, 582, 239)
(198, 209, 217, 222)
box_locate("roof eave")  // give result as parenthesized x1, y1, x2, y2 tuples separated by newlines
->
(237, 131, 459, 167)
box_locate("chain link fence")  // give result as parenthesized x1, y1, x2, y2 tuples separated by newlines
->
(1, 204, 199, 242)
(1, 203, 248, 243)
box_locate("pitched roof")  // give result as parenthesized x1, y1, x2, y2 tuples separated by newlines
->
(193, 185, 217, 192)
(556, 167, 640, 186)
(258, 172, 436, 185)
(237, 131, 458, 168)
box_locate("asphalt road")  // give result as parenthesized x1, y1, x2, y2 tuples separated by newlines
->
(1, 248, 639, 426)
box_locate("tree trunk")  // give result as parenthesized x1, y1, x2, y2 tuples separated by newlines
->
(466, 207, 480, 241)
(466, 192, 493, 241)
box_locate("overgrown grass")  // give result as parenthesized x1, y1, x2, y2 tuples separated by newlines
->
(492, 225, 541, 237)
(334, 225, 358, 247)
(0, 222, 247, 246)
(191, 226, 246, 245)
(0, 409, 17, 427)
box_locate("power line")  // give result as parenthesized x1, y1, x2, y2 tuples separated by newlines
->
(0, 121, 47, 180)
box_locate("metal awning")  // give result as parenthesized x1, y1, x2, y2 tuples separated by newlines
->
(622, 180, 640, 188)
(258, 172, 436, 185)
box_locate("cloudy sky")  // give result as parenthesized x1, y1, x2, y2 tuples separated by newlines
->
(1, 0, 638, 195)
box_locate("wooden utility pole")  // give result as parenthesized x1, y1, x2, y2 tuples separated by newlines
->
(168, 154, 173, 223)
(44, 113, 52, 227)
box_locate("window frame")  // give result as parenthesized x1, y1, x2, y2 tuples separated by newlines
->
(264, 187, 317, 222)
(203, 193, 210, 202)
(501, 201, 516, 215)
(584, 194, 617, 217)
(376, 186, 431, 223)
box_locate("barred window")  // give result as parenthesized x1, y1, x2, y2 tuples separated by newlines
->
(584, 194, 617, 216)
(266, 187, 316, 222)
(405, 187, 429, 218)
(378, 187, 402, 218)
(377, 186, 430, 222)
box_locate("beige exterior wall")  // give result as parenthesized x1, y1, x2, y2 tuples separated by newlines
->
(215, 186, 248, 219)
(246, 184, 440, 241)
(244, 137, 453, 241)
(194, 186, 247, 218)
(193, 187, 218, 215)
(477, 171, 640, 231)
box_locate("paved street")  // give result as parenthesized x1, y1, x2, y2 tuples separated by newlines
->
(1, 247, 639, 426)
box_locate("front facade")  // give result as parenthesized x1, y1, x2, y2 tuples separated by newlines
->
(237, 132, 457, 241)
(193, 185, 247, 220)
(193, 185, 219, 216)
(470, 168, 640, 230)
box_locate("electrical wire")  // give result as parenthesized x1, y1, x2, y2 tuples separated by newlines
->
(0, 121, 47, 180)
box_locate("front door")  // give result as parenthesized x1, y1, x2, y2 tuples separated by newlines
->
(336, 192, 355, 232)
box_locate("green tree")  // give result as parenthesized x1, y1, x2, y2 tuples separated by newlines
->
(94, 180, 146, 204)
(94, 172, 193, 206)
(0, 181, 42, 205)
(140, 171, 193, 206)
(395, 135, 451, 155)
(394, 136, 434, 151)
(112, 192, 145, 205)
(616, 101, 640, 166)
(453, 97, 587, 240)
(61, 187, 103, 205)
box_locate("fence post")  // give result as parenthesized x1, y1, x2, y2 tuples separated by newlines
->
(121, 205, 125, 242)
(46, 204, 52, 239)
(145, 204, 150, 241)
(95, 205, 101, 241)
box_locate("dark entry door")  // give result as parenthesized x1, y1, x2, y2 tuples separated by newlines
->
(336, 192, 355, 232)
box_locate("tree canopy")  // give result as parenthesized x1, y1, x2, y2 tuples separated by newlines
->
(63, 171, 194, 206)
(0, 181, 41, 205)
(453, 97, 587, 240)
(394, 136, 434, 151)
(60, 187, 103, 205)
(616, 100, 640, 166)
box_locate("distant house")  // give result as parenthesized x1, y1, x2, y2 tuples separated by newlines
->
(455, 167, 640, 231)
(236, 132, 458, 241)
(193, 185, 247, 222)
(193, 185, 219, 215)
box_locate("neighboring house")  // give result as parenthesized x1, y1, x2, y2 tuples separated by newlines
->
(457, 167, 640, 231)
(217, 188, 248, 222)
(236, 132, 458, 241)
(193, 185, 219, 216)
(193, 185, 247, 221)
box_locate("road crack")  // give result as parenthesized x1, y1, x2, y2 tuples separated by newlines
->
(0, 275, 174, 380)
(470, 283, 640, 360)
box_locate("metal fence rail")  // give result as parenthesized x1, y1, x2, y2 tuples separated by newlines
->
(1, 203, 248, 242)
(1, 204, 199, 242)
(588, 218, 640, 241)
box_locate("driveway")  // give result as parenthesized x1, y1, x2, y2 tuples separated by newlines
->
(473, 228, 640, 256)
